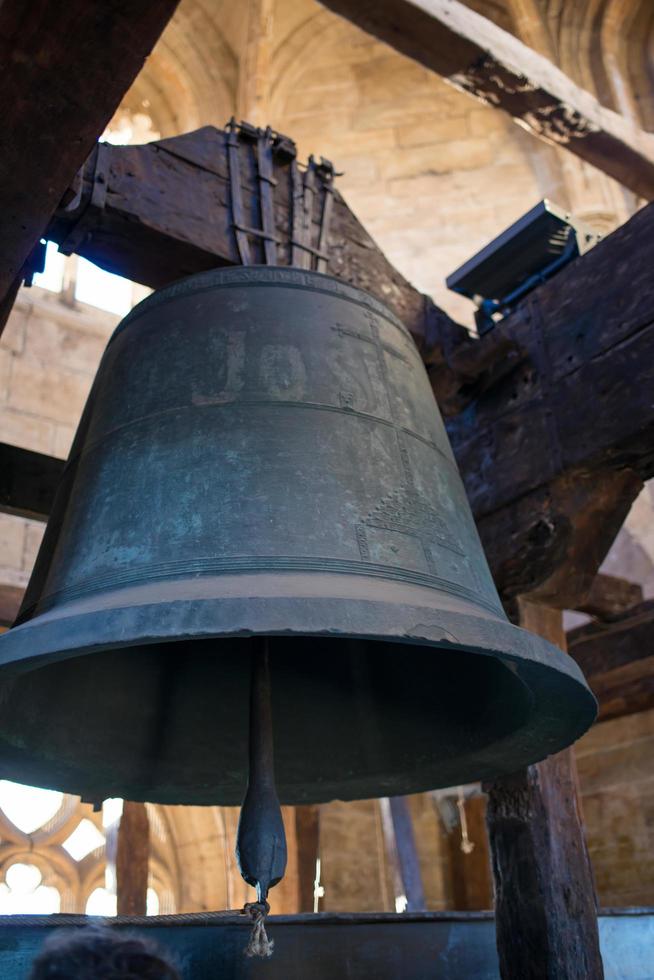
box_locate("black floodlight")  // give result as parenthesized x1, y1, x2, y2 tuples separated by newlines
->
(446, 199, 601, 334)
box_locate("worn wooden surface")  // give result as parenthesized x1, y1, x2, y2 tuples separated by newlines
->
(0, 444, 64, 522)
(294, 805, 320, 913)
(568, 600, 654, 722)
(576, 574, 644, 623)
(0, 0, 180, 307)
(45, 128, 482, 414)
(487, 601, 604, 980)
(455, 200, 654, 604)
(318, 0, 654, 199)
(116, 801, 150, 917)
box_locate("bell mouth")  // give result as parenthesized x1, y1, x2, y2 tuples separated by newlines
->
(0, 586, 596, 805)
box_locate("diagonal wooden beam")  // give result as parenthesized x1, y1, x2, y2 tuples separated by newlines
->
(0, 0, 180, 307)
(0, 444, 64, 522)
(318, 0, 654, 200)
(44, 129, 493, 414)
(575, 574, 643, 623)
(568, 600, 654, 722)
(451, 200, 654, 604)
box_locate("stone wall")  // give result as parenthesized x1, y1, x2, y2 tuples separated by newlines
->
(0, 286, 119, 595)
(267, 1, 552, 325)
(575, 708, 654, 908)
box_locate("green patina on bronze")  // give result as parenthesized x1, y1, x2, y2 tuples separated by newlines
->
(0, 267, 595, 806)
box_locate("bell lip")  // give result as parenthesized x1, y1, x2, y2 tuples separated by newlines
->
(0, 588, 597, 805)
(0, 584, 597, 712)
(110, 265, 412, 347)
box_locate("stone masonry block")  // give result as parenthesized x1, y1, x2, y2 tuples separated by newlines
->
(395, 115, 469, 148)
(52, 424, 76, 460)
(0, 349, 10, 402)
(0, 409, 55, 455)
(382, 139, 495, 180)
(0, 514, 26, 571)
(24, 314, 106, 375)
(0, 297, 30, 355)
(22, 521, 45, 573)
(8, 357, 91, 426)
(353, 94, 467, 133)
(468, 108, 509, 137)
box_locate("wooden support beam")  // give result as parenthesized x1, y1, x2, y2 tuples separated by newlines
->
(0, 0, 180, 308)
(486, 600, 603, 980)
(44, 128, 477, 405)
(568, 600, 654, 722)
(116, 801, 150, 916)
(294, 805, 321, 913)
(452, 200, 654, 605)
(318, 0, 654, 200)
(0, 444, 64, 521)
(575, 573, 644, 623)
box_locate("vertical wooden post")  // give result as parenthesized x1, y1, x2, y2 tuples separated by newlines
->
(295, 805, 321, 913)
(486, 600, 604, 979)
(116, 801, 150, 916)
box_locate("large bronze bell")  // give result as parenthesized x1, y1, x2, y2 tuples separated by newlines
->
(0, 268, 595, 807)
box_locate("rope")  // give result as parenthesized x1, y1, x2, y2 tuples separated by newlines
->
(244, 901, 274, 958)
(0, 910, 246, 928)
(0, 905, 276, 958)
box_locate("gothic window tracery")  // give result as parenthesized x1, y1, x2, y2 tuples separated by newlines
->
(0, 781, 179, 915)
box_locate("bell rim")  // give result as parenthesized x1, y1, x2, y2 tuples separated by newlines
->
(0, 580, 597, 804)
(0, 574, 589, 683)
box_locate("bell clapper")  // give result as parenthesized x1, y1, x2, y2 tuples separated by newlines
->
(236, 638, 287, 957)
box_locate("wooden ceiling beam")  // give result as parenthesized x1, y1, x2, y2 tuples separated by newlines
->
(0, 444, 64, 522)
(575, 573, 644, 623)
(568, 600, 654, 722)
(43, 129, 498, 416)
(319, 0, 654, 200)
(0, 0, 180, 309)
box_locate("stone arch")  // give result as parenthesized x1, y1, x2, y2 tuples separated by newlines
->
(112, 0, 239, 141)
(269, 8, 346, 118)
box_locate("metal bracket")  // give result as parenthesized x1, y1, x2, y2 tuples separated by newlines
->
(225, 120, 302, 267)
(256, 127, 279, 265)
(226, 118, 252, 266)
(289, 155, 336, 271)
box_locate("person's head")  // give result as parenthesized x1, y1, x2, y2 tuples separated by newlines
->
(29, 926, 181, 980)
